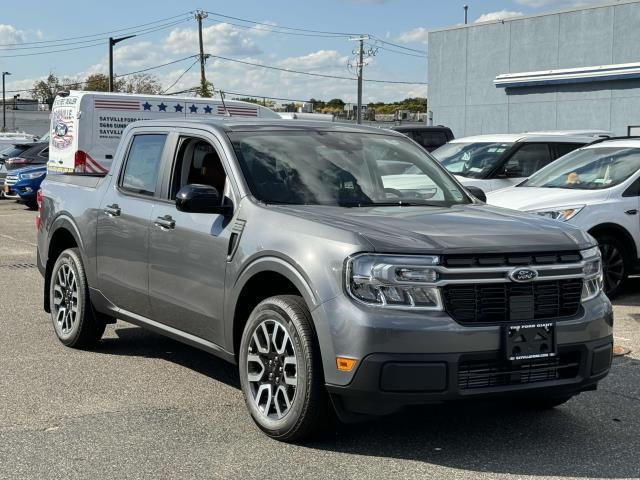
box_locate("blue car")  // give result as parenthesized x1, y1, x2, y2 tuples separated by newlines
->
(3, 164, 46, 209)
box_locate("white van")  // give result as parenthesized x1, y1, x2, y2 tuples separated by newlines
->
(48, 91, 280, 173)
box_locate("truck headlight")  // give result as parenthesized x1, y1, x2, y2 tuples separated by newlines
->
(581, 246, 603, 301)
(20, 171, 45, 180)
(528, 205, 584, 222)
(346, 254, 443, 310)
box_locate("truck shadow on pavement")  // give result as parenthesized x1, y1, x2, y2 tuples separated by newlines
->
(94, 324, 640, 479)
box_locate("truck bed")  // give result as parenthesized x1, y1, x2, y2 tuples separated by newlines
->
(45, 173, 107, 189)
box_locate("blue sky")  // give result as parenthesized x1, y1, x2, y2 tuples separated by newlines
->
(0, 0, 604, 102)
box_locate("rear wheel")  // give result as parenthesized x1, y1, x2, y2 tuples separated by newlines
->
(595, 234, 628, 298)
(239, 295, 333, 442)
(49, 248, 106, 348)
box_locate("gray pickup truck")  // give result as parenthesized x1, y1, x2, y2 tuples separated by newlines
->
(37, 118, 613, 441)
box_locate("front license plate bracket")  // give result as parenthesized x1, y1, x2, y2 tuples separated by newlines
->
(504, 322, 556, 361)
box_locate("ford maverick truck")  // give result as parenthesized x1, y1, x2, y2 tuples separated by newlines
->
(37, 119, 613, 441)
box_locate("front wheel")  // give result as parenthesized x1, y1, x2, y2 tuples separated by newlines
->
(595, 235, 628, 298)
(49, 248, 106, 348)
(239, 295, 333, 442)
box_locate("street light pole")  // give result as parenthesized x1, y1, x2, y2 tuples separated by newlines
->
(2, 71, 11, 132)
(108, 35, 136, 92)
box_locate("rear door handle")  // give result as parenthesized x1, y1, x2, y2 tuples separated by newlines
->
(104, 204, 121, 217)
(625, 209, 638, 215)
(154, 215, 176, 230)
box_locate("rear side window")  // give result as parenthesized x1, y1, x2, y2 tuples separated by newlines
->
(121, 134, 166, 196)
(554, 143, 584, 159)
(504, 143, 552, 177)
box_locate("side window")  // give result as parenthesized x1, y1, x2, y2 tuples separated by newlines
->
(170, 137, 227, 200)
(39, 147, 49, 158)
(623, 177, 640, 197)
(554, 143, 584, 159)
(503, 143, 552, 177)
(120, 134, 166, 196)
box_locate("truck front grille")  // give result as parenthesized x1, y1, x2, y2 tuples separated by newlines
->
(443, 251, 582, 268)
(458, 351, 581, 390)
(4, 175, 17, 186)
(442, 279, 583, 324)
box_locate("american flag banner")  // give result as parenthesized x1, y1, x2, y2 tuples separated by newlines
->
(94, 98, 141, 110)
(217, 105, 258, 117)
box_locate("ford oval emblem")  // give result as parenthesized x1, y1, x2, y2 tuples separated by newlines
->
(509, 267, 538, 283)
(54, 123, 68, 137)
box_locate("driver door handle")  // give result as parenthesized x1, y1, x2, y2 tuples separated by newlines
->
(154, 215, 176, 230)
(104, 204, 121, 217)
(625, 209, 638, 215)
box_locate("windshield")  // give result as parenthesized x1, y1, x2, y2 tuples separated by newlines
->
(522, 146, 640, 190)
(0, 145, 30, 159)
(229, 131, 469, 207)
(432, 142, 513, 178)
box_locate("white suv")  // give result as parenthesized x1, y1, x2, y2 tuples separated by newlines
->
(488, 137, 640, 297)
(432, 133, 603, 193)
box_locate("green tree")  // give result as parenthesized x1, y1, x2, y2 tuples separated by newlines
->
(195, 78, 214, 98)
(326, 98, 345, 109)
(32, 74, 61, 108)
(84, 73, 121, 92)
(119, 73, 162, 95)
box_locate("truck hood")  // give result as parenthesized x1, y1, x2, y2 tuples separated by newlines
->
(270, 203, 594, 254)
(487, 186, 607, 211)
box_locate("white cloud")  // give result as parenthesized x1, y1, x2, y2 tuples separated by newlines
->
(475, 10, 524, 23)
(0, 24, 25, 44)
(278, 50, 349, 70)
(164, 23, 261, 56)
(396, 27, 429, 45)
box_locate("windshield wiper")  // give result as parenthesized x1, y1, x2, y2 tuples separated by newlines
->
(343, 201, 446, 207)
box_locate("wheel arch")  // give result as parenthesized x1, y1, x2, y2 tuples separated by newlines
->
(588, 223, 637, 264)
(43, 218, 83, 313)
(227, 257, 319, 361)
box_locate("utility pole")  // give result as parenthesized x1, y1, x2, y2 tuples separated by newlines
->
(109, 35, 136, 92)
(195, 9, 211, 97)
(2, 72, 10, 132)
(464, 5, 469, 24)
(349, 36, 370, 125)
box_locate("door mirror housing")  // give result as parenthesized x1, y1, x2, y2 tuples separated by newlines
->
(466, 186, 486, 203)
(175, 184, 233, 215)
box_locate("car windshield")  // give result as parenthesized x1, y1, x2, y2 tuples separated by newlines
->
(432, 142, 513, 178)
(521, 146, 640, 190)
(229, 131, 469, 207)
(0, 145, 30, 159)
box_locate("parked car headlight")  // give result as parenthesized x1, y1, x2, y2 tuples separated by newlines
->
(581, 246, 603, 301)
(528, 205, 584, 222)
(20, 171, 45, 180)
(346, 254, 443, 310)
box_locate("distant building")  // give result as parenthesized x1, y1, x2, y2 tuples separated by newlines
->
(428, 0, 640, 136)
(1, 98, 39, 111)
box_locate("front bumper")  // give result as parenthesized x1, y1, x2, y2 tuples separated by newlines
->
(326, 336, 613, 418)
(312, 292, 613, 417)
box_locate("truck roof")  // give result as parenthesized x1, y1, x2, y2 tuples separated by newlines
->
(127, 117, 408, 135)
(450, 133, 598, 144)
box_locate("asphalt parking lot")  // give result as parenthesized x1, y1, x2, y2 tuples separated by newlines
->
(0, 199, 638, 480)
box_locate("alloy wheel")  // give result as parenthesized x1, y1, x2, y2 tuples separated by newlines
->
(246, 319, 298, 420)
(52, 263, 79, 336)
(600, 243, 624, 295)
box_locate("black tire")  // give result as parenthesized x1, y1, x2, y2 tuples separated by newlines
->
(239, 295, 333, 442)
(25, 200, 38, 210)
(595, 234, 629, 298)
(49, 248, 106, 349)
(512, 395, 574, 410)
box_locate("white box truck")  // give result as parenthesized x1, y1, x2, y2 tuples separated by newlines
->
(48, 91, 280, 173)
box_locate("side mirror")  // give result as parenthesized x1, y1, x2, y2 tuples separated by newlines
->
(175, 184, 233, 215)
(466, 186, 486, 203)
(504, 165, 523, 178)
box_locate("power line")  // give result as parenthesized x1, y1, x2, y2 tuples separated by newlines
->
(0, 12, 192, 47)
(205, 11, 359, 36)
(0, 19, 190, 51)
(205, 18, 351, 39)
(0, 19, 190, 58)
(369, 36, 427, 54)
(206, 53, 427, 85)
(162, 58, 200, 94)
(371, 43, 428, 59)
(4, 56, 197, 94)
